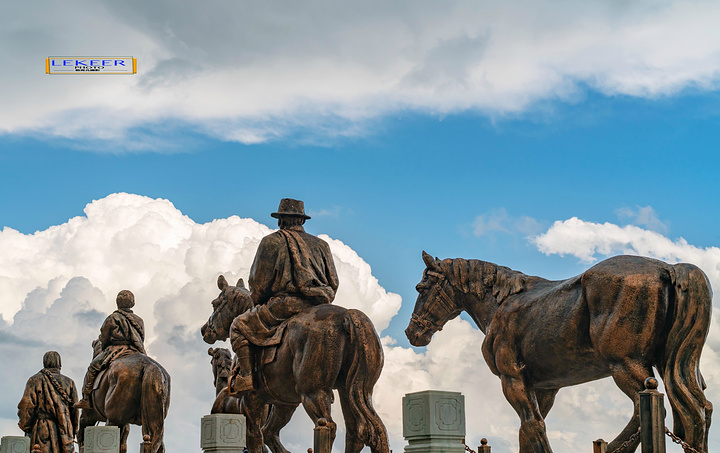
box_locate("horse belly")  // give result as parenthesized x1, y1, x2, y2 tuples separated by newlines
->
(500, 288, 611, 388)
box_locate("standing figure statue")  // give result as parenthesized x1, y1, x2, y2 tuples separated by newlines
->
(229, 198, 339, 394)
(18, 351, 79, 453)
(75, 290, 145, 410)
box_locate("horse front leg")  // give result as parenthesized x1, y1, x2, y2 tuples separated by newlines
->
(501, 375, 552, 453)
(243, 395, 266, 453)
(118, 425, 130, 453)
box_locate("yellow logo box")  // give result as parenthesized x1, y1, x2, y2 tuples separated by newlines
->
(46, 57, 136, 74)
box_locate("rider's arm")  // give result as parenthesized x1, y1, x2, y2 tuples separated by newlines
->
(323, 241, 340, 295)
(248, 236, 277, 305)
(99, 314, 121, 348)
(17, 376, 38, 433)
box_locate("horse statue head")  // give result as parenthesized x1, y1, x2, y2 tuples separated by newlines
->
(201, 275, 253, 344)
(405, 251, 464, 347)
(208, 347, 233, 396)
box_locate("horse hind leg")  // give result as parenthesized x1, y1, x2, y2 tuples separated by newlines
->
(301, 390, 337, 442)
(262, 403, 298, 453)
(606, 361, 654, 453)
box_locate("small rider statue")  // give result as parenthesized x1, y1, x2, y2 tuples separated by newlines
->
(75, 290, 146, 409)
(18, 351, 79, 453)
(229, 198, 339, 394)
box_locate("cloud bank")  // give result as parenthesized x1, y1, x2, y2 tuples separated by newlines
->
(3, 1, 720, 145)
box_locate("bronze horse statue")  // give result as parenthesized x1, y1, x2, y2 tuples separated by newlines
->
(201, 275, 389, 453)
(78, 340, 171, 453)
(208, 347, 233, 397)
(406, 252, 713, 453)
(208, 347, 242, 414)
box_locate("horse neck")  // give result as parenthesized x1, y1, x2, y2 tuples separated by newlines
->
(220, 287, 253, 331)
(446, 258, 502, 334)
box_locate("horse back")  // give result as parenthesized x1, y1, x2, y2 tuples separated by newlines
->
(96, 353, 170, 426)
(485, 255, 677, 387)
(260, 304, 350, 403)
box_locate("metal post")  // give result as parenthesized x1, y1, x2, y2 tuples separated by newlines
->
(313, 418, 332, 453)
(32, 445, 41, 453)
(640, 377, 666, 453)
(593, 439, 607, 453)
(478, 438, 491, 453)
(142, 435, 151, 453)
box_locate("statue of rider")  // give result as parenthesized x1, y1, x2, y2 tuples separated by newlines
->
(229, 198, 339, 394)
(75, 290, 145, 409)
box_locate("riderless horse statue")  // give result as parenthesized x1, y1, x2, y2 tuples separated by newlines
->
(78, 340, 171, 453)
(406, 252, 712, 453)
(201, 275, 389, 453)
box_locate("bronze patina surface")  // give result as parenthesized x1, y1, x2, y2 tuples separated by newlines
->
(406, 252, 713, 453)
(202, 199, 389, 453)
(17, 351, 79, 453)
(76, 291, 171, 453)
(202, 275, 389, 453)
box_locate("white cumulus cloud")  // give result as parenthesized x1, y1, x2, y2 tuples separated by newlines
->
(0, 193, 401, 451)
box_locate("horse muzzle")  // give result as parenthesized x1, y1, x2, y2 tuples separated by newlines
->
(201, 323, 218, 344)
(405, 325, 432, 347)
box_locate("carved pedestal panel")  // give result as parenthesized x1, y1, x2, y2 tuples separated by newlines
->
(201, 414, 246, 453)
(0, 436, 30, 453)
(84, 426, 120, 453)
(403, 390, 465, 453)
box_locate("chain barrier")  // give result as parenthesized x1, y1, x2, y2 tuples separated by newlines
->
(607, 427, 640, 453)
(464, 444, 476, 453)
(665, 427, 702, 453)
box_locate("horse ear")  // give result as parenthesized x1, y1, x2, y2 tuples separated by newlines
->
(236, 278, 245, 288)
(218, 275, 228, 290)
(208, 348, 214, 356)
(422, 251, 437, 269)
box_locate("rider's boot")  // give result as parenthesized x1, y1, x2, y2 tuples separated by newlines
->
(74, 394, 92, 409)
(230, 339, 255, 394)
(75, 364, 99, 409)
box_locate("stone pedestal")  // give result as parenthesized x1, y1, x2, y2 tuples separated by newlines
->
(0, 436, 30, 453)
(84, 426, 120, 453)
(201, 414, 246, 453)
(403, 390, 465, 453)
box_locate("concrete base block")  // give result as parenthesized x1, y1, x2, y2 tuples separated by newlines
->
(0, 436, 30, 453)
(84, 426, 120, 453)
(403, 390, 466, 453)
(201, 414, 246, 453)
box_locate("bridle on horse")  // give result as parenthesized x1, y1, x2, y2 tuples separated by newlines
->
(411, 270, 458, 336)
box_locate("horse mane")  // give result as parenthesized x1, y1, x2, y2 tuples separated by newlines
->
(438, 258, 528, 304)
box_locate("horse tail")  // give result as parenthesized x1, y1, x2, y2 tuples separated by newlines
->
(661, 263, 712, 451)
(341, 309, 389, 453)
(141, 362, 171, 453)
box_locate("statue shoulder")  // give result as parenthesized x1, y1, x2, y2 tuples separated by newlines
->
(26, 371, 44, 386)
(301, 232, 331, 250)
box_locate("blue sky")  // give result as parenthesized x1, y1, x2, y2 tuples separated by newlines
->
(2, 92, 718, 338)
(2, 1, 720, 452)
